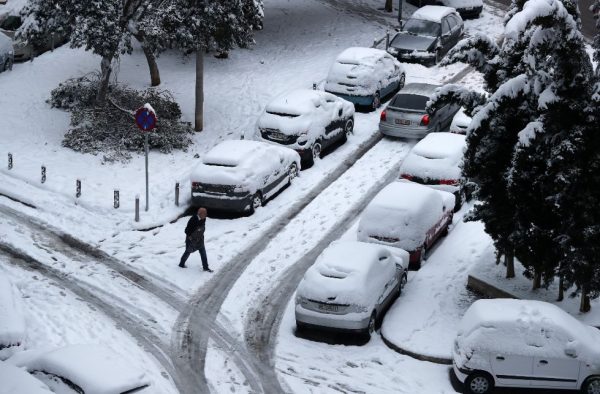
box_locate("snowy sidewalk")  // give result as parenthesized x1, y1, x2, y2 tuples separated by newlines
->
(380, 216, 496, 362)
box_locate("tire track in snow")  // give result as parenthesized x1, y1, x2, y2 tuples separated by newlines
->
(0, 242, 182, 392)
(0, 200, 266, 394)
(173, 132, 385, 394)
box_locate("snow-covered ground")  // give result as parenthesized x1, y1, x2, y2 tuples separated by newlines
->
(0, 0, 513, 392)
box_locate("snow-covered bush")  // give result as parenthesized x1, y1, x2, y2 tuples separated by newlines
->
(49, 75, 193, 163)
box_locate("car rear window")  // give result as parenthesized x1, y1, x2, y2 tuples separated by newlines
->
(391, 94, 428, 110)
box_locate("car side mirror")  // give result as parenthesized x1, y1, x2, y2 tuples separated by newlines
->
(565, 348, 577, 358)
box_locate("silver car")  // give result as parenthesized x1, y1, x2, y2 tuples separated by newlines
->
(295, 241, 409, 339)
(0, 31, 12, 72)
(0, 14, 67, 62)
(379, 83, 460, 139)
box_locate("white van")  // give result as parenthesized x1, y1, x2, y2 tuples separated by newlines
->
(454, 299, 600, 394)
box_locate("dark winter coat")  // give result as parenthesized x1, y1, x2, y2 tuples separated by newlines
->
(184, 215, 205, 251)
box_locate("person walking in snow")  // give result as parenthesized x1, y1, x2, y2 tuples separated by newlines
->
(179, 207, 212, 272)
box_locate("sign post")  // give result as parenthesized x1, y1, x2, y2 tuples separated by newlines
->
(135, 104, 157, 212)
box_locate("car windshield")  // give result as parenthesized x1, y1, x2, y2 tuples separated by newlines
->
(266, 111, 299, 118)
(391, 94, 429, 110)
(403, 18, 440, 37)
(0, 16, 22, 31)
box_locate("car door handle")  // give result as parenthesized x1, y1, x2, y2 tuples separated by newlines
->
(496, 356, 505, 361)
(539, 360, 548, 365)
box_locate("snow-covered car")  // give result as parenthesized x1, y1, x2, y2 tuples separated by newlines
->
(387, 6, 464, 66)
(405, 0, 483, 18)
(191, 140, 301, 214)
(256, 89, 354, 167)
(0, 14, 68, 61)
(295, 241, 409, 339)
(0, 274, 25, 360)
(379, 83, 460, 138)
(324, 47, 406, 111)
(0, 362, 53, 394)
(357, 180, 454, 269)
(449, 107, 472, 134)
(0, 31, 13, 72)
(454, 299, 600, 394)
(399, 132, 467, 211)
(7, 345, 151, 394)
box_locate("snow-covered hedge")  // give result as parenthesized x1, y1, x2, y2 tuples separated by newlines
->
(49, 74, 193, 163)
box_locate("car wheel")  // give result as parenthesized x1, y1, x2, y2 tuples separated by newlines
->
(435, 49, 442, 65)
(372, 91, 381, 110)
(249, 192, 263, 214)
(465, 372, 494, 394)
(398, 74, 406, 90)
(583, 377, 600, 394)
(367, 311, 377, 336)
(398, 272, 408, 296)
(341, 118, 354, 143)
(414, 247, 426, 270)
(4, 59, 10, 72)
(288, 163, 299, 184)
(311, 142, 322, 161)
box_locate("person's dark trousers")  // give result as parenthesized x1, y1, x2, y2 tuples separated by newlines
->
(179, 239, 209, 270)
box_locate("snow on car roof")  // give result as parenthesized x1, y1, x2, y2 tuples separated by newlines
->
(203, 140, 266, 167)
(335, 47, 386, 66)
(9, 345, 150, 394)
(457, 299, 600, 365)
(368, 180, 441, 214)
(0, 274, 25, 350)
(0, 362, 53, 394)
(265, 89, 326, 116)
(297, 241, 397, 305)
(411, 5, 456, 23)
(412, 132, 466, 159)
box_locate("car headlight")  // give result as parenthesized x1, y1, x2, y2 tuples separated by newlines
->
(296, 132, 308, 145)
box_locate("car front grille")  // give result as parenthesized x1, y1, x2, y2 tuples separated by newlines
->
(370, 235, 400, 243)
(304, 299, 350, 314)
(260, 128, 297, 145)
(193, 183, 236, 196)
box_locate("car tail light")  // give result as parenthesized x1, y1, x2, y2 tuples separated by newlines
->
(192, 182, 200, 188)
(400, 173, 413, 181)
(420, 114, 430, 126)
(380, 110, 387, 122)
(439, 179, 458, 185)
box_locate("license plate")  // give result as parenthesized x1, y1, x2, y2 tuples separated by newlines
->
(318, 304, 339, 312)
(395, 119, 411, 125)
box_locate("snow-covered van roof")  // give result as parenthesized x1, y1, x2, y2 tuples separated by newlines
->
(297, 241, 398, 306)
(401, 132, 466, 181)
(0, 362, 53, 394)
(8, 345, 150, 394)
(456, 299, 600, 367)
(265, 89, 328, 116)
(411, 6, 457, 23)
(357, 181, 454, 251)
(0, 274, 25, 360)
(335, 47, 387, 66)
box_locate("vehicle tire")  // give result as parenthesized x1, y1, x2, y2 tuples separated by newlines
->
(464, 372, 494, 394)
(397, 74, 406, 92)
(248, 192, 263, 215)
(340, 118, 354, 143)
(398, 272, 408, 296)
(311, 142, 322, 162)
(4, 59, 11, 72)
(583, 376, 600, 394)
(372, 91, 381, 111)
(435, 49, 442, 65)
(365, 311, 377, 339)
(288, 163, 299, 184)
(414, 247, 426, 270)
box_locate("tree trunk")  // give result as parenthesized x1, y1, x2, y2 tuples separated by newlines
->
(134, 33, 160, 87)
(557, 275, 564, 302)
(580, 284, 591, 313)
(385, 0, 393, 12)
(195, 50, 204, 132)
(532, 270, 542, 290)
(96, 54, 115, 104)
(505, 249, 515, 279)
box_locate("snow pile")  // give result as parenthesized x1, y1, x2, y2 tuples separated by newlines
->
(357, 181, 453, 251)
(7, 344, 150, 394)
(0, 361, 53, 394)
(411, 6, 457, 23)
(191, 140, 300, 192)
(0, 273, 25, 360)
(296, 241, 398, 306)
(325, 47, 402, 97)
(456, 299, 600, 369)
(256, 89, 354, 149)
(399, 132, 466, 181)
(504, 0, 576, 41)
